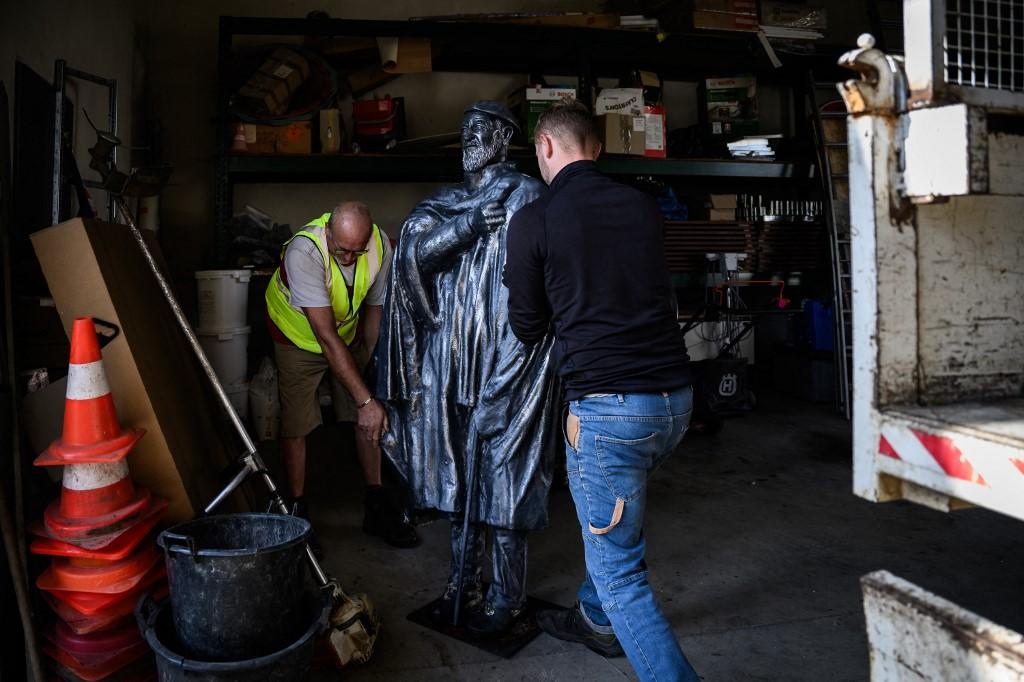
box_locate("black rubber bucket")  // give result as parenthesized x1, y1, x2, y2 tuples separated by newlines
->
(157, 513, 314, 661)
(137, 592, 330, 682)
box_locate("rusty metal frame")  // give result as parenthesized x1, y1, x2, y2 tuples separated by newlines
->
(863, 571, 1024, 680)
(905, 0, 1024, 112)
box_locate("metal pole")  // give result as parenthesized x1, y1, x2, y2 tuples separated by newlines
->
(52, 60, 66, 225)
(112, 197, 332, 588)
(107, 78, 117, 223)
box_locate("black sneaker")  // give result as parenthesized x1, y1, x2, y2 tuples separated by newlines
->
(536, 603, 625, 658)
(362, 488, 421, 549)
(287, 497, 324, 560)
(465, 600, 522, 637)
(431, 581, 483, 624)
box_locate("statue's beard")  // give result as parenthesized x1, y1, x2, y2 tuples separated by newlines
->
(462, 142, 500, 172)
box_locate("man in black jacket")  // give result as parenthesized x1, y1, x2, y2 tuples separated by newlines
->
(504, 100, 699, 682)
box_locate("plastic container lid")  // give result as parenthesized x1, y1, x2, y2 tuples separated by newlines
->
(195, 269, 252, 281)
(195, 325, 252, 337)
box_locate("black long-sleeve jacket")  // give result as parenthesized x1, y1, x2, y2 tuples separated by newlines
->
(504, 160, 690, 401)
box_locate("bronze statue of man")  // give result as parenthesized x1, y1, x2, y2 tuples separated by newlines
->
(377, 101, 559, 636)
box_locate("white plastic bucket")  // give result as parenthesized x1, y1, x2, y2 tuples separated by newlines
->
(249, 358, 280, 442)
(249, 387, 280, 442)
(196, 270, 252, 330)
(198, 326, 251, 385)
(225, 382, 249, 419)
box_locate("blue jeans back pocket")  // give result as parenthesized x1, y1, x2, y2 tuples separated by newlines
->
(594, 429, 661, 501)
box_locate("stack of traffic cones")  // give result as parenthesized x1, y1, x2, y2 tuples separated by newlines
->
(30, 318, 168, 682)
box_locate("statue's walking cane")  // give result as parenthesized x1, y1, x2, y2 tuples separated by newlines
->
(452, 425, 480, 627)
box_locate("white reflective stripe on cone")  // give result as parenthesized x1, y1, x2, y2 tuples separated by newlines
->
(63, 460, 129, 490)
(66, 360, 111, 400)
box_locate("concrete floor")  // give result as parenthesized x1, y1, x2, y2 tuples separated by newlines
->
(286, 392, 1024, 681)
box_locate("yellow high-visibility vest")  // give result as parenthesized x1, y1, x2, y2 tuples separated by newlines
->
(265, 213, 385, 353)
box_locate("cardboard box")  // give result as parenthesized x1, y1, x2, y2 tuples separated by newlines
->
(598, 113, 646, 156)
(319, 109, 343, 154)
(595, 88, 645, 116)
(31, 219, 253, 522)
(695, 0, 757, 14)
(241, 122, 312, 155)
(377, 37, 433, 74)
(710, 208, 738, 221)
(693, 10, 760, 31)
(705, 76, 758, 136)
(710, 194, 739, 209)
(508, 86, 576, 140)
(237, 47, 311, 116)
(644, 104, 667, 158)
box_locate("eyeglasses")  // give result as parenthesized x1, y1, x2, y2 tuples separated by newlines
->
(332, 246, 368, 257)
(327, 227, 370, 257)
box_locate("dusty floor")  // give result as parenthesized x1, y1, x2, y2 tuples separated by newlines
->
(277, 391, 1024, 681)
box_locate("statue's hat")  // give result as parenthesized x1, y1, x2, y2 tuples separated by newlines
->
(464, 100, 522, 138)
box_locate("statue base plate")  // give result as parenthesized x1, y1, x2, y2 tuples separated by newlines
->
(407, 586, 563, 659)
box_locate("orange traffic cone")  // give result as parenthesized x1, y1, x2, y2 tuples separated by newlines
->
(30, 497, 167, 560)
(33, 318, 152, 545)
(36, 545, 161, 595)
(35, 318, 144, 466)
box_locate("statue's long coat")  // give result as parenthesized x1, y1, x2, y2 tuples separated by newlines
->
(377, 162, 559, 531)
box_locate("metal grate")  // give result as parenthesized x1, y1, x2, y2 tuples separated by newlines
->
(944, 0, 1024, 92)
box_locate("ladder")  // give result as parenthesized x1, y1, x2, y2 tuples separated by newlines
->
(808, 76, 852, 419)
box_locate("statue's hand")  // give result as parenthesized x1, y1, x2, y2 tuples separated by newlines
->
(469, 178, 517, 235)
(470, 201, 507, 235)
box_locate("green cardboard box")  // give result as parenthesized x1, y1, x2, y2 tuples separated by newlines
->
(704, 76, 758, 137)
(508, 86, 576, 140)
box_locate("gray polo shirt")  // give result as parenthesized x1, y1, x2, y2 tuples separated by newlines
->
(283, 227, 393, 309)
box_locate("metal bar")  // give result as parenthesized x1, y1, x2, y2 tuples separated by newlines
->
(51, 60, 65, 225)
(810, 72, 851, 417)
(62, 68, 115, 87)
(108, 77, 117, 223)
(227, 153, 808, 181)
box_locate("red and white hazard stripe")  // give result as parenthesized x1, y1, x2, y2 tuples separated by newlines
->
(59, 459, 136, 519)
(878, 421, 1024, 503)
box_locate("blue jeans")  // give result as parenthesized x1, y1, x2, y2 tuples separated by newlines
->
(565, 388, 699, 682)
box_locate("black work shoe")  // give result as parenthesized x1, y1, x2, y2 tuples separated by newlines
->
(465, 600, 522, 637)
(362, 489, 422, 549)
(431, 582, 483, 624)
(286, 497, 324, 559)
(536, 603, 625, 658)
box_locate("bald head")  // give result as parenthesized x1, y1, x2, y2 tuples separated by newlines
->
(326, 201, 373, 266)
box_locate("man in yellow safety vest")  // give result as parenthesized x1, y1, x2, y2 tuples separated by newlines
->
(265, 201, 419, 549)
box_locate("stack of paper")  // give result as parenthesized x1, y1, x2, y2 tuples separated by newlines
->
(760, 25, 824, 40)
(620, 15, 660, 30)
(727, 136, 777, 159)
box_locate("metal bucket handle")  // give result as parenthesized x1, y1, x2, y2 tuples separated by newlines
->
(160, 531, 198, 558)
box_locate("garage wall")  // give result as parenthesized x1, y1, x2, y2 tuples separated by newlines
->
(0, 0, 139, 217)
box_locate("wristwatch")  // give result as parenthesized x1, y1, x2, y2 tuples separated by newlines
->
(357, 396, 374, 409)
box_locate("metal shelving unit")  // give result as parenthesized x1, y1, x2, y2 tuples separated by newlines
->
(226, 153, 813, 184)
(214, 15, 840, 261)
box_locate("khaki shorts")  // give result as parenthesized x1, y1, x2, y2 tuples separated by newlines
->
(274, 341, 370, 439)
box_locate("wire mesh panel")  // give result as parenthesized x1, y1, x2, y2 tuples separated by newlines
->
(944, 0, 1024, 93)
